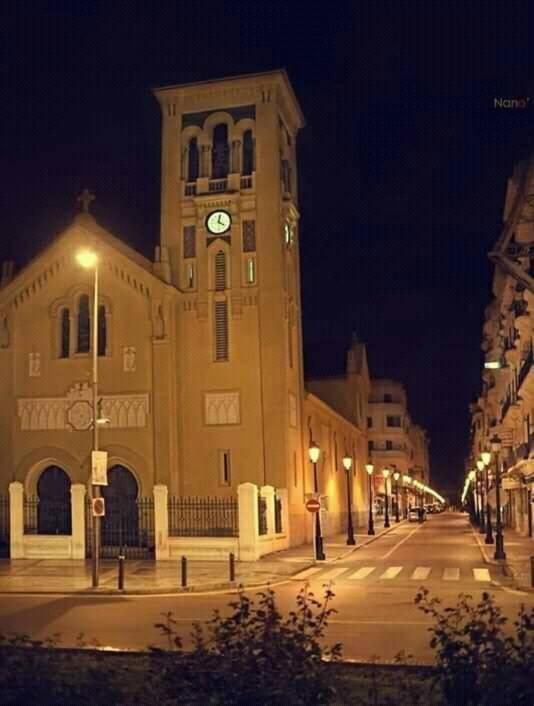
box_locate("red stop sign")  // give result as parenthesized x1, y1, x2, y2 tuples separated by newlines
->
(305, 498, 321, 513)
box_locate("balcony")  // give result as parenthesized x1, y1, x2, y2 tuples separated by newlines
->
(240, 175, 253, 190)
(209, 178, 228, 193)
(518, 345, 533, 389)
(184, 182, 197, 197)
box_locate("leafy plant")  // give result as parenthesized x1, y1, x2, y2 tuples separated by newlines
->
(153, 584, 342, 705)
(415, 587, 534, 705)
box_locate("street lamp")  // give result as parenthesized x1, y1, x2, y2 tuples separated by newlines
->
(490, 434, 506, 560)
(342, 453, 356, 545)
(403, 475, 412, 518)
(365, 460, 375, 535)
(76, 249, 101, 588)
(393, 470, 401, 522)
(383, 468, 391, 528)
(481, 451, 494, 545)
(476, 459, 486, 533)
(468, 470, 477, 524)
(308, 441, 325, 560)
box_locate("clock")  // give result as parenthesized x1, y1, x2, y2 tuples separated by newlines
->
(206, 210, 231, 235)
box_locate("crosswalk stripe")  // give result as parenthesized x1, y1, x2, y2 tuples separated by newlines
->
(321, 567, 349, 580)
(443, 568, 460, 581)
(411, 566, 431, 580)
(292, 567, 323, 580)
(380, 566, 403, 580)
(473, 568, 491, 582)
(348, 566, 376, 580)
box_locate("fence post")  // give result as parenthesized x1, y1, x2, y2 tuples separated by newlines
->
(229, 552, 235, 582)
(118, 553, 125, 590)
(8, 482, 24, 559)
(237, 483, 260, 561)
(70, 484, 86, 559)
(181, 555, 187, 587)
(530, 556, 534, 589)
(260, 485, 275, 537)
(153, 484, 169, 560)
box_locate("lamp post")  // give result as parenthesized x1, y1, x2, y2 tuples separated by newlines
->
(490, 434, 506, 560)
(308, 441, 325, 560)
(403, 475, 412, 518)
(477, 459, 486, 533)
(342, 453, 356, 545)
(76, 249, 101, 588)
(393, 470, 401, 522)
(383, 468, 391, 528)
(468, 470, 477, 524)
(365, 461, 375, 535)
(481, 450, 494, 545)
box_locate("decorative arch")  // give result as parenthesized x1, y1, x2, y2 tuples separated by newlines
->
(36, 466, 71, 535)
(18, 447, 80, 492)
(202, 111, 235, 137)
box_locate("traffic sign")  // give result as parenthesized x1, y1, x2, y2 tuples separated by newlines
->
(305, 498, 321, 513)
(92, 497, 106, 517)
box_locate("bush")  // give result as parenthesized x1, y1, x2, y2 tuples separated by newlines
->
(153, 584, 342, 705)
(415, 587, 534, 705)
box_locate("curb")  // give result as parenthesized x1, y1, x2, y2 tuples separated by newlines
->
(326, 519, 408, 563)
(471, 523, 534, 593)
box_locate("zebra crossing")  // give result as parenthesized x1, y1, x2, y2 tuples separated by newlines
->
(291, 565, 493, 583)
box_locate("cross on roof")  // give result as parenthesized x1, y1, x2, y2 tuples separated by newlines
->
(77, 189, 95, 213)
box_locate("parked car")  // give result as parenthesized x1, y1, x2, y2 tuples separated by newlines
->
(408, 506, 426, 522)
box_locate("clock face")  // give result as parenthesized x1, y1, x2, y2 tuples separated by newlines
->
(206, 210, 231, 235)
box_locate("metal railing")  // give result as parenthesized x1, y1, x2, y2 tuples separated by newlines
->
(240, 175, 253, 189)
(86, 496, 155, 559)
(209, 178, 228, 193)
(24, 496, 71, 535)
(168, 496, 238, 537)
(258, 495, 268, 536)
(0, 496, 9, 556)
(184, 182, 197, 196)
(274, 494, 283, 534)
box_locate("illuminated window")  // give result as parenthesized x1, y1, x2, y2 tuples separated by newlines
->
(246, 257, 256, 284)
(218, 449, 231, 486)
(186, 262, 195, 289)
(214, 300, 229, 361)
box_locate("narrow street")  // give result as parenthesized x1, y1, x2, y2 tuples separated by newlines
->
(0, 513, 530, 662)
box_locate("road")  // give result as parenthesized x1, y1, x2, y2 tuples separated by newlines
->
(0, 513, 531, 662)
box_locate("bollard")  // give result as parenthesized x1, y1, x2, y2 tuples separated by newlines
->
(181, 555, 187, 588)
(531, 556, 534, 589)
(229, 552, 235, 582)
(118, 553, 125, 590)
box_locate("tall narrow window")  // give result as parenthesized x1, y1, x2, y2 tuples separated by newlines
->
(218, 449, 231, 486)
(212, 124, 229, 179)
(246, 257, 256, 285)
(293, 451, 298, 488)
(98, 305, 106, 356)
(183, 225, 196, 258)
(60, 308, 70, 358)
(281, 159, 291, 194)
(242, 130, 254, 175)
(215, 251, 226, 291)
(187, 138, 199, 182)
(242, 220, 256, 252)
(186, 262, 195, 289)
(214, 300, 229, 361)
(77, 295, 90, 353)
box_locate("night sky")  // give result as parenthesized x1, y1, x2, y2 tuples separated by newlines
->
(2, 2, 534, 495)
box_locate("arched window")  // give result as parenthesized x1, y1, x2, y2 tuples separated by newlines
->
(77, 294, 90, 353)
(242, 130, 254, 176)
(37, 466, 71, 535)
(212, 123, 229, 179)
(98, 304, 106, 356)
(102, 466, 139, 548)
(215, 251, 226, 291)
(187, 137, 199, 182)
(60, 308, 70, 358)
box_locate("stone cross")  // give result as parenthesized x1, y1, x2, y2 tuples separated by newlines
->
(77, 189, 95, 213)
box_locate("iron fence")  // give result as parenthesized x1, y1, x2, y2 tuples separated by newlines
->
(258, 495, 267, 536)
(0, 495, 9, 557)
(86, 496, 155, 559)
(275, 494, 283, 534)
(24, 496, 71, 535)
(168, 496, 238, 537)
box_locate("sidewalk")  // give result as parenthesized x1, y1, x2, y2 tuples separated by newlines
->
(0, 521, 403, 595)
(473, 522, 534, 591)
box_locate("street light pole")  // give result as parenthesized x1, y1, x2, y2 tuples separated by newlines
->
(393, 470, 400, 522)
(481, 450, 494, 545)
(383, 468, 390, 528)
(342, 453, 355, 545)
(309, 442, 325, 560)
(365, 461, 375, 535)
(491, 434, 506, 560)
(477, 460, 486, 533)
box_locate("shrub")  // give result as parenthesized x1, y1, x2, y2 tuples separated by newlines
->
(415, 587, 534, 705)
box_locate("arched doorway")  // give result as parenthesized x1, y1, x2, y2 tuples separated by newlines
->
(99, 466, 154, 558)
(37, 466, 71, 534)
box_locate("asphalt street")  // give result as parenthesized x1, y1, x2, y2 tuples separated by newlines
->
(0, 513, 531, 662)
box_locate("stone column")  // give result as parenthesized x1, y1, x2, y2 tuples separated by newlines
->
(277, 488, 290, 537)
(9, 481, 24, 559)
(260, 485, 275, 536)
(154, 484, 170, 560)
(70, 484, 86, 559)
(238, 482, 260, 561)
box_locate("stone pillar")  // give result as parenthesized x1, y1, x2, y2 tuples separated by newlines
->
(277, 488, 290, 538)
(238, 482, 260, 561)
(70, 484, 86, 559)
(9, 481, 24, 559)
(261, 485, 275, 536)
(154, 484, 170, 560)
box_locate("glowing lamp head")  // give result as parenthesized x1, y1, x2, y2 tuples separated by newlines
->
(403, 475, 412, 484)
(365, 462, 374, 475)
(393, 471, 400, 481)
(490, 434, 502, 453)
(476, 460, 485, 472)
(468, 470, 476, 481)
(342, 454, 353, 471)
(383, 467, 390, 479)
(308, 442, 320, 464)
(76, 250, 98, 269)
(481, 451, 491, 466)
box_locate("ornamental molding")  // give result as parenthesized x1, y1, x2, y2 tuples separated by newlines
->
(18, 383, 150, 431)
(204, 390, 240, 426)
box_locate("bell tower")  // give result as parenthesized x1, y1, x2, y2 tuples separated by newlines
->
(153, 71, 306, 510)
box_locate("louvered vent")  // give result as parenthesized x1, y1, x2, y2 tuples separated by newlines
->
(215, 251, 226, 290)
(214, 300, 229, 360)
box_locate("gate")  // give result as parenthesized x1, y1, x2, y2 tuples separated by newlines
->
(86, 496, 155, 559)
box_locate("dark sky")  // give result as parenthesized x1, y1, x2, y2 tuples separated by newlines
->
(1, 2, 534, 494)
